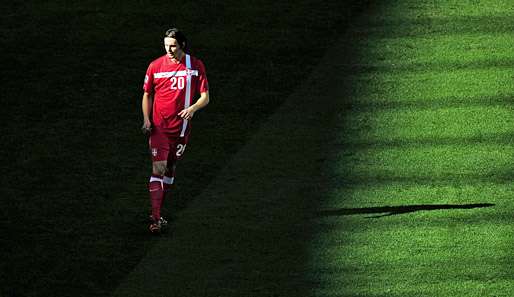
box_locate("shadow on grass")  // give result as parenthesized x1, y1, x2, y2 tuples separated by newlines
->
(316, 203, 495, 218)
(1, 1, 373, 297)
(333, 168, 514, 187)
(363, 15, 514, 38)
(345, 94, 514, 112)
(336, 131, 514, 151)
(352, 58, 514, 75)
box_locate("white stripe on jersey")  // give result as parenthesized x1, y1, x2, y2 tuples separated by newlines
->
(154, 70, 198, 78)
(180, 54, 193, 137)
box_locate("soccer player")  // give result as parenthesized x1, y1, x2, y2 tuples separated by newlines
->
(141, 28, 209, 234)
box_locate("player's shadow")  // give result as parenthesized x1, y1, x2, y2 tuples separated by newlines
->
(316, 203, 495, 218)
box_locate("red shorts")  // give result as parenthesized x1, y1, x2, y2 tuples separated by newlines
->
(149, 127, 189, 166)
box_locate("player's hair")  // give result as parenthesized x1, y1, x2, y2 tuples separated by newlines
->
(164, 28, 188, 51)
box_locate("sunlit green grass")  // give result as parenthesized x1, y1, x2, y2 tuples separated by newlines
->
(309, 0, 514, 296)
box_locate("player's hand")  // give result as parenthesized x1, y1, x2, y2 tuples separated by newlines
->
(141, 119, 152, 135)
(178, 107, 196, 120)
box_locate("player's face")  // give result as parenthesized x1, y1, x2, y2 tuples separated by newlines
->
(164, 37, 183, 60)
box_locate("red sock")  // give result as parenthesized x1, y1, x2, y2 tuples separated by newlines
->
(149, 175, 164, 222)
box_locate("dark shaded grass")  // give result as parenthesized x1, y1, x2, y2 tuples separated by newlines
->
(0, 1, 365, 296)
(111, 9, 369, 295)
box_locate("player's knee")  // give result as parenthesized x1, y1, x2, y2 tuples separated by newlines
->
(152, 161, 167, 176)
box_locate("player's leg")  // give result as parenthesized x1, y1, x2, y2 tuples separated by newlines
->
(150, 160, 167, 218)
(162, 164, 175, 209)
(162, 136, 188, 214)
(148, 128, 170, 233)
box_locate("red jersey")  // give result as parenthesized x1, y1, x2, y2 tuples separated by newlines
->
(143, 54, 209, 136)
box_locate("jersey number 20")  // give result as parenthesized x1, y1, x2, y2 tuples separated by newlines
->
(170, 77, 185, 90)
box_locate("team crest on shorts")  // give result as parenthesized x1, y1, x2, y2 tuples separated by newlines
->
(152, 148, 157, 156)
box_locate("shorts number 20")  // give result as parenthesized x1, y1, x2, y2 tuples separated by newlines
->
(170, 77, 185, 90)
(176, 144, 187, 157)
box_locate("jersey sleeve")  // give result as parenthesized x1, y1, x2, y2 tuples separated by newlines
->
(196, 59, 209, 94)
(143, 63, 154, 94)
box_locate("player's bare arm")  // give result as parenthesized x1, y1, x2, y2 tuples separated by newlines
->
(178, 90, 209, 120)
(141, 92, 153, 133)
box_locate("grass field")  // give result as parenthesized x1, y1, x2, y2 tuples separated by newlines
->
(1, 1, 360, 296)
(114, 0, 514, 297)
(2, 0, 513, 296)
(309, 0, 514, 296)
